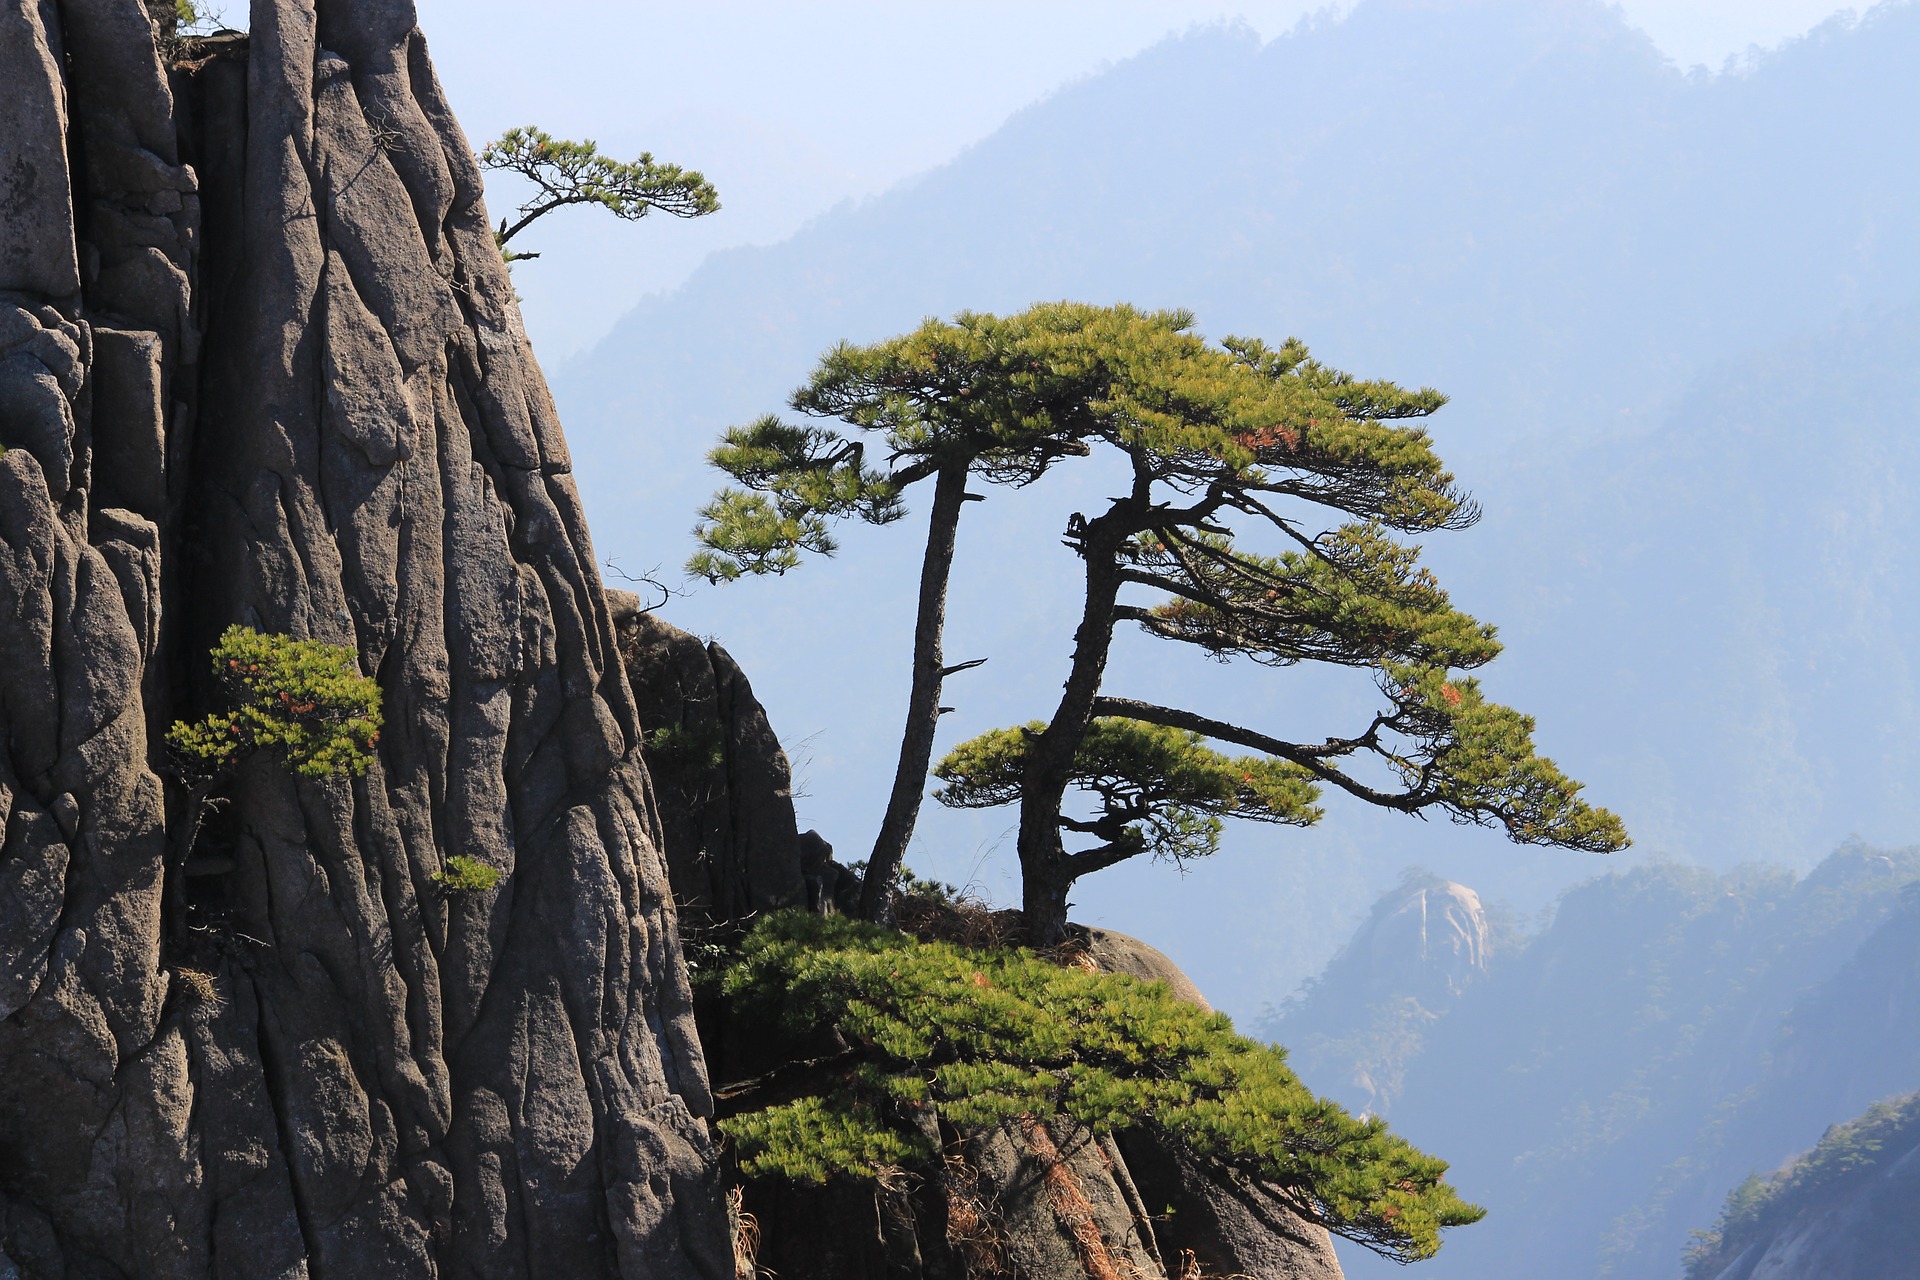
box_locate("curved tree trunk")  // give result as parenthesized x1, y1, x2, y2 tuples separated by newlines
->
(1017, 507, 1136, 946)
(860, 461, 971, 923)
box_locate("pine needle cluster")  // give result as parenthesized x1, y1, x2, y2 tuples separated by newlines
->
(934, 719, 1320, 867)
(432, 855, 505, 894)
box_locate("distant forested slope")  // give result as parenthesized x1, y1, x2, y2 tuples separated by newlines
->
(1273, 845, 1920, 1278)
(551, 0, 1920, 1016)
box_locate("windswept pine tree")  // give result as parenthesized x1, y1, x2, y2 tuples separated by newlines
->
(477, 126, 718, 261)
(924, 311, 1626, 943)
(696, 303, 1624, 940)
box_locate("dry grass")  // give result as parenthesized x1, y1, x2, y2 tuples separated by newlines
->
(891, 894, 1118, 978)
(727, 1186, 764, 1279)
(1170, 1248, 1254, 1280)
(893, 890, 1025, 951)
(1021, 1117, 1152, 1280)
(171, 966, 222, 1010)
(943, 1152, 1017, 1279)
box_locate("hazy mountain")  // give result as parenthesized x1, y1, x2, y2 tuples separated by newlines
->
(550, 0, 1920, 1017)
(1273, 845, 1920, 1278)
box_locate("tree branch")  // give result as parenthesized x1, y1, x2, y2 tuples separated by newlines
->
(1066, 841, 1143, 877)
(712, 1051, 868, 1120)
(1089, 696, 1432, 811)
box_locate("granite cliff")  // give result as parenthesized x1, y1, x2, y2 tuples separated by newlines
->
(0, 2, 728, 1274)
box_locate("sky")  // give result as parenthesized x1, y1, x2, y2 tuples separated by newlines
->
(410, 0, 1866, 359)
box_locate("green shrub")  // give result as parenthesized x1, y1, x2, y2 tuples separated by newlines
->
(716, 912, 1483, 1263)
(644, 721, 728, 776)
(433, 855, 504, 893)
(167, 626, 382, 783)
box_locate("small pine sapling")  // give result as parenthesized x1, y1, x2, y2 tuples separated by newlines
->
(164, 627, 383, 938)
(478, 126, 718, 262)
(432, 855, 504, 894)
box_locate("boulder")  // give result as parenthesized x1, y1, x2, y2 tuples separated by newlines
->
(1078, 926, 1214, 1011)
(617, 608, 807, 925)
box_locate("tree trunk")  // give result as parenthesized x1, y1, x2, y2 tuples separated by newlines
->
(861, 462, 973, 923)
(1017, 511, 1135, 946)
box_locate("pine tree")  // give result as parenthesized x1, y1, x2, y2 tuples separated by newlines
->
(477, 126, 718, 262)
(714, 911, 1485, 1264)
(165, 627, 383, 944)
(924, 318, 1626, 944)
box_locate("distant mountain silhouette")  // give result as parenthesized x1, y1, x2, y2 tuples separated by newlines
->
(551, 0, 1920, 1017)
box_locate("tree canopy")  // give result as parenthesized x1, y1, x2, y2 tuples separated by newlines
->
(691, 302, 1623, 941)
(715, 911, 1484, 1264)
(911, 308, 1625, 941)
(934, 718, 1321, 871)
(692, 307, 1195, 920)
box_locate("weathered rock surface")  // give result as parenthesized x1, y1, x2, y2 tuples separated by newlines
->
(1079, 926, 1213, 1012)
(1116, 1128, 1346, 1280)
(1271, 875, 1495, 1118)
(0, 3, 728, 1275)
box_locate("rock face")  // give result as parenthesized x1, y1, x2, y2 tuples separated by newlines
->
(1688, 1091, 1920, 1280)
(1362, 881, 1490, 1006)
(1088, 931, 1344, 1280)
(0, 4, 728, 1276)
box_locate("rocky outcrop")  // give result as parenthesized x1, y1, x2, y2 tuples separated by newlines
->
(1116, 1129, 1345, 1280)
(714, 918, 1345, 1280)
(613, 604, 812, 927)
(1080, 926, 1214, 1012)
(1269, 876, 1494, 1118)
(1359, 880, 1491, 1006)
(1086, 930, 1344, 1280)
(1687, 1091, 1920, 1280)
(0, 3, 727, 1276)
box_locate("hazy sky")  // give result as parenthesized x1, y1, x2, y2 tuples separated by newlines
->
(412, 0, 1868, 358)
